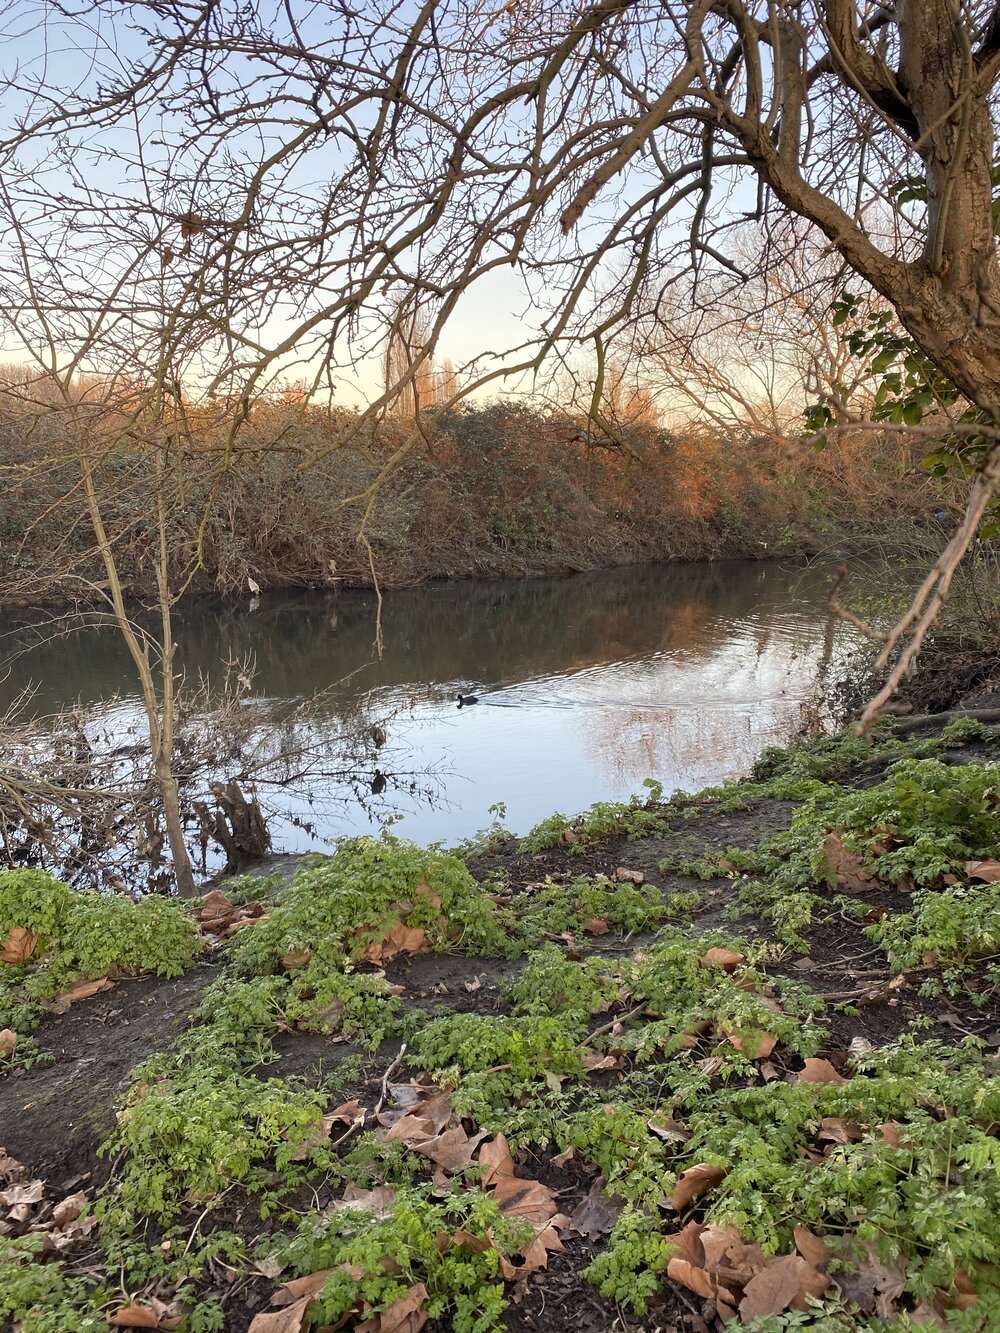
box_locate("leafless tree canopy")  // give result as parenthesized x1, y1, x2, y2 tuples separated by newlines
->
(2, 0, 1000, 742)
(1, 2, 997, 415)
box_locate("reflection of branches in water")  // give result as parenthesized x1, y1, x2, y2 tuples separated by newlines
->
(582, 631, 853, 792)
(583, 705, 756, 794)
(0, 675, 441, 890)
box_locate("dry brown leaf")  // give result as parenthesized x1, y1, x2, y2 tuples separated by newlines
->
(281, 949, 312, 970)
(582, 916, 609, 935)
(566, 1177, 624, 1239)
(360, 923, 431, 966)
(106, 1301, 182, 1330)
(415, 1088, 454, 1134)
(0, 1029, 17, 1056)
(614, 866, 645, 884)
(966, 859, 1000, 882)
(247, 1295, 314, 1333)
(817, 1117, 864, 1145)
(384, 1113, 436, 1146)
(580, 1049, 622, 1071)
(666, 1257, 721, 1302)
(664, 1221, 707, 1269)
(669, 1163, 726, 1211)
(699, 1225, 767, 1285)
(879, 1121, 911, 1149)
(793, 1226, 832, 1272)
(822, 832, 875, 892)
(797, 1058, 846, 1085)
(740, 1254, 829, 1322)
(833, 1243, 906, 1318)
(200, 893, 239, 932)
(700, 948, 744, 971)
(517, 1223, 564, 1279)
(52, 1191, 87, 1228)
(478, 1133, 515, 1185)
(45, 976, 114, 1014)
(413, 1125, 487, 1173)
(723, 1028, 777, 1059)
(647, 1118, 690, 1143)
(908, 1303, 949, 1331)
(325, 1186, 396, 1218)
(452, 1229, 493, 1254)
(353, 1282, 429, 1333)
(491, 1176, 558, 1226)
(0, 1179, 44, 1207)
(1, 926, 39, 965)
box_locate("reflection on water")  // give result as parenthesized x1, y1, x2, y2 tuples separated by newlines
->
(0, 560, 848, 848)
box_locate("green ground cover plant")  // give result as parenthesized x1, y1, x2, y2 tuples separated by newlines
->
(0, 867, 201, 1065)
(5, 732, 1000, 1332)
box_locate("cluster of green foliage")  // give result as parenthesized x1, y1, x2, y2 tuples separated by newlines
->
(505, 873, 695, 947)
(0, 868, 201, 1065)
(590, 1039, 1000, 1321)
(0, 1237, 109, 1333)
(276, 1187, 532, 1333)
(409, 926, 822, 1127)
(807, 293, 1000, 532)
(683, 758, 1000, 951)
(517, 779, 672, 852)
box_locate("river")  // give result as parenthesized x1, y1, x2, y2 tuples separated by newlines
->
(0, 559, 852, 852)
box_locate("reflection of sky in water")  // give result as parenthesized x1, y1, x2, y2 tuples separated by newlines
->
(343, 621, 833, 846)
(1, 559, 853, 854)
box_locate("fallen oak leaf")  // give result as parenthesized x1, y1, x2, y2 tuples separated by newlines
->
(0, 1179, 44, 1207)
(1, 926, 39, 965)
(51, 1191, 87, 1228)
(412, 1125, 487, 1173)
(669, 1163, 727, 1211)
(721, 1027, 777, 1059)
(356, 1282, 428, 1333)
(582, 916, 609, 935)
(821, 832, 876, 892)
(490, 1176, 559, 1226)
(565, 1176, 624, 1240)
(478, 1133, 515, 1185)
(324, 1185, 396, 1218)
(796, 1058, 846, 1085)
(966, 859, 1000, 882)
(44, 976, 114, 1015)
(700, 948, 744, 971)
(739, 1254, 830, 1322)
(817, 1117, 864, 1145)
(247, 1295, 315, 1333)
(106, 1300, 182, 1330)
(793, 1225, 833, 1272)
(666, 1256, 728, 1304)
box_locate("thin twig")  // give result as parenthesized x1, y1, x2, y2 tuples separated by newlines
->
(581, 1001, 647, 1047)
(373, 1041, 408, 1119)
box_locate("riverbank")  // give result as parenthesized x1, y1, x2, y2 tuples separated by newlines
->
(1, 401, 946, 609)
(3, 716, 1000, 1331)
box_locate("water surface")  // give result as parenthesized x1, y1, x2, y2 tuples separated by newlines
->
(1, 560, 849, 849)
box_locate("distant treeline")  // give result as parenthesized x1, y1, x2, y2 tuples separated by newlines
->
(1, 397, 945, 605)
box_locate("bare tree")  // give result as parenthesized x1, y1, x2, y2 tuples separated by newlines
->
(2, 0, 1000, 726)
